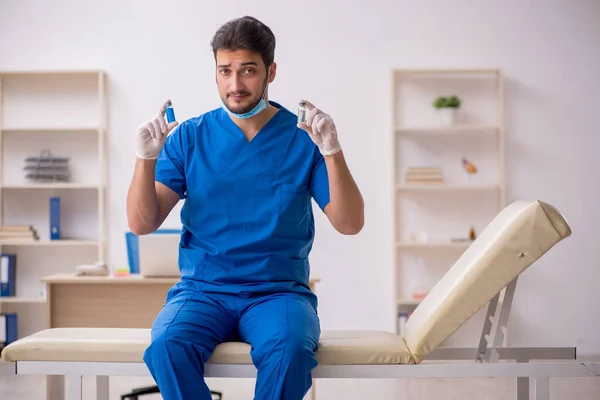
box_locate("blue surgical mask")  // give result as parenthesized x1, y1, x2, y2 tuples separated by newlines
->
(220, 71, 269, 119)
(219, 97, 266, 119)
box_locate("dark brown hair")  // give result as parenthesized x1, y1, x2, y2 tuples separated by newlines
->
(210, 16, 276, 68)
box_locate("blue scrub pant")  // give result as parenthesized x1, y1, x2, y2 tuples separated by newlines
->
(143, 288, 320, 400)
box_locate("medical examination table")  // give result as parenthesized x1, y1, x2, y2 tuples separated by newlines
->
(1, 200, 598, 400)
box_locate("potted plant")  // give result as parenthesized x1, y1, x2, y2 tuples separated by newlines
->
(433, 95, 461, 126)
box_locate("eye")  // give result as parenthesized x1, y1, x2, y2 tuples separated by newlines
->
(243, 68, 255, 74)
(219, 69, 230, 75)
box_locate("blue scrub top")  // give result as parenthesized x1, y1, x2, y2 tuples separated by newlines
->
(155, 101, 330, 297)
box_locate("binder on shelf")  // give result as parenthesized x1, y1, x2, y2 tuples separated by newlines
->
(0, 253, 16, 297)
(0, 313, 18, 346)
(397, 312, 409, 335)
(50, 196, 61, 240)
(125, 229, 181, 274)
(0, 314, 5, 344)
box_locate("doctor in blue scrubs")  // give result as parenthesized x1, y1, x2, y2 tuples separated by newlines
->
(127, 15, 364, 400)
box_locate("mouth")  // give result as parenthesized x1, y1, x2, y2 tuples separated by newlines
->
(229, 93, 249, 102)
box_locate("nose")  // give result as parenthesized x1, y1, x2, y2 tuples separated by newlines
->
(230, 73, 245, 93)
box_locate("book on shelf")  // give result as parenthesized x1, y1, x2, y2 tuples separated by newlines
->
(0, 225, 39, 242)
(405, 166, 444, 184)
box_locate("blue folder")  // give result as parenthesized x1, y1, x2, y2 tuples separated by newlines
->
(0, 254, 16, 297)
(125, 229, 181, 274)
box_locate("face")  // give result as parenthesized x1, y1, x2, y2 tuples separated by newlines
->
(216, 48, 275, 114)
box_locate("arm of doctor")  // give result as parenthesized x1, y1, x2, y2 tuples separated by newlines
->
(127, 100, 181, 235)
(127, 160, 181, 235)
(322, 150, 365, 235)
(299, 101, 364, 235)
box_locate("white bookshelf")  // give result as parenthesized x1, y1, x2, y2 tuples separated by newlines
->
(0, 70, 107, 339)
(391, 68, 504, 341)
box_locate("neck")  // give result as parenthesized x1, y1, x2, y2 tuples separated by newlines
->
(231, 102, 278, 140)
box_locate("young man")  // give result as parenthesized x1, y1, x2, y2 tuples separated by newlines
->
(127, 15, 364, 400)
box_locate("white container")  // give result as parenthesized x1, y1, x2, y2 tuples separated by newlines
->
(439, 108, 457, 126)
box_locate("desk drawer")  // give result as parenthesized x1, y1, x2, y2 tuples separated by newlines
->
(49, 283, 171, 328)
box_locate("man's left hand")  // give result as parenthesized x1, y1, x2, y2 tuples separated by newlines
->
(297, 100, 341, 156)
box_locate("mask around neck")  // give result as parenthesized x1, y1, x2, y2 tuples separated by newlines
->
(219, 70, 270, 119)
(219, 97, 267, 119)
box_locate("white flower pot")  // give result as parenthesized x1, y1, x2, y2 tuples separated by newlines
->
(439, 108, 458, 126)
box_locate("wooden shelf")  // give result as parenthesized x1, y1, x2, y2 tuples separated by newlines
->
(397, 241, 473, 250)
(396, 125, 498, 134)
(397, 298, 422, 306)
(0, 183, 101, 190)
(0, 296, 46, 304)
(1, 127, 100, 133)
(396, 184, 499, 191)
(0, 240, 99, 246)
(393, 68, 500, 76)
(0, 70, 103, 77)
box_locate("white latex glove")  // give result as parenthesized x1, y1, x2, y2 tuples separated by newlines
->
(297, 100, 341, 156)
(136, 99, 179, 160)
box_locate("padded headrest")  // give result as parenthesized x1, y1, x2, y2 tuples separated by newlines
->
(401, 200, 571, 363)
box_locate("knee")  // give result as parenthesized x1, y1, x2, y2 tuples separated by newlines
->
(256, 332, 318, 367)
(286, 334, 317, 359)
(144, 330, 211, 366)
(144, 333, 174, 365)
(286, 339, 318, 370)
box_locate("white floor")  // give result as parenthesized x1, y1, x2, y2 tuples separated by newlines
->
(1, 372, 600, 400)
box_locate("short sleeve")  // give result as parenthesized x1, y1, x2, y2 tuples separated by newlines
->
(155, 124, 187, 199)
(309, 149, 330, 211)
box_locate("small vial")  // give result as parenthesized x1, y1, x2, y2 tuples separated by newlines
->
(297, 101, 307, 124)
(166, 101, 176, 123)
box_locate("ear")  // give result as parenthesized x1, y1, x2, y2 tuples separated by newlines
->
(268, 62, 277, 83)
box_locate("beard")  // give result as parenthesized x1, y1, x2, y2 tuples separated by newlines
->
(222, 92, 262, 114)
(220, 76, 268, 114)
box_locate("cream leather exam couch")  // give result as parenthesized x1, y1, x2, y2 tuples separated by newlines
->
(1, 200, 598, 400)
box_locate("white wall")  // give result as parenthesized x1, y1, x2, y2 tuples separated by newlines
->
(1, 0, 599, 397)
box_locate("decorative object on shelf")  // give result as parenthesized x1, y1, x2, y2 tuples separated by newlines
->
(412, 290, 428, 301)
(23, 149, 71, 182)
(433, 95, 461, 126)
(409, 231, 429, 244)
(450, 226, 477, 242)
(461, 157, 477, 182)
(469, 226, 477, 240)
(405, 166, 444, 185)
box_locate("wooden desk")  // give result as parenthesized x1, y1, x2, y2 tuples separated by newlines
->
(43, 273, 320, 329)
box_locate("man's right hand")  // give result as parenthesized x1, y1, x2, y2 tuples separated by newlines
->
(136, 99, 179, 160)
